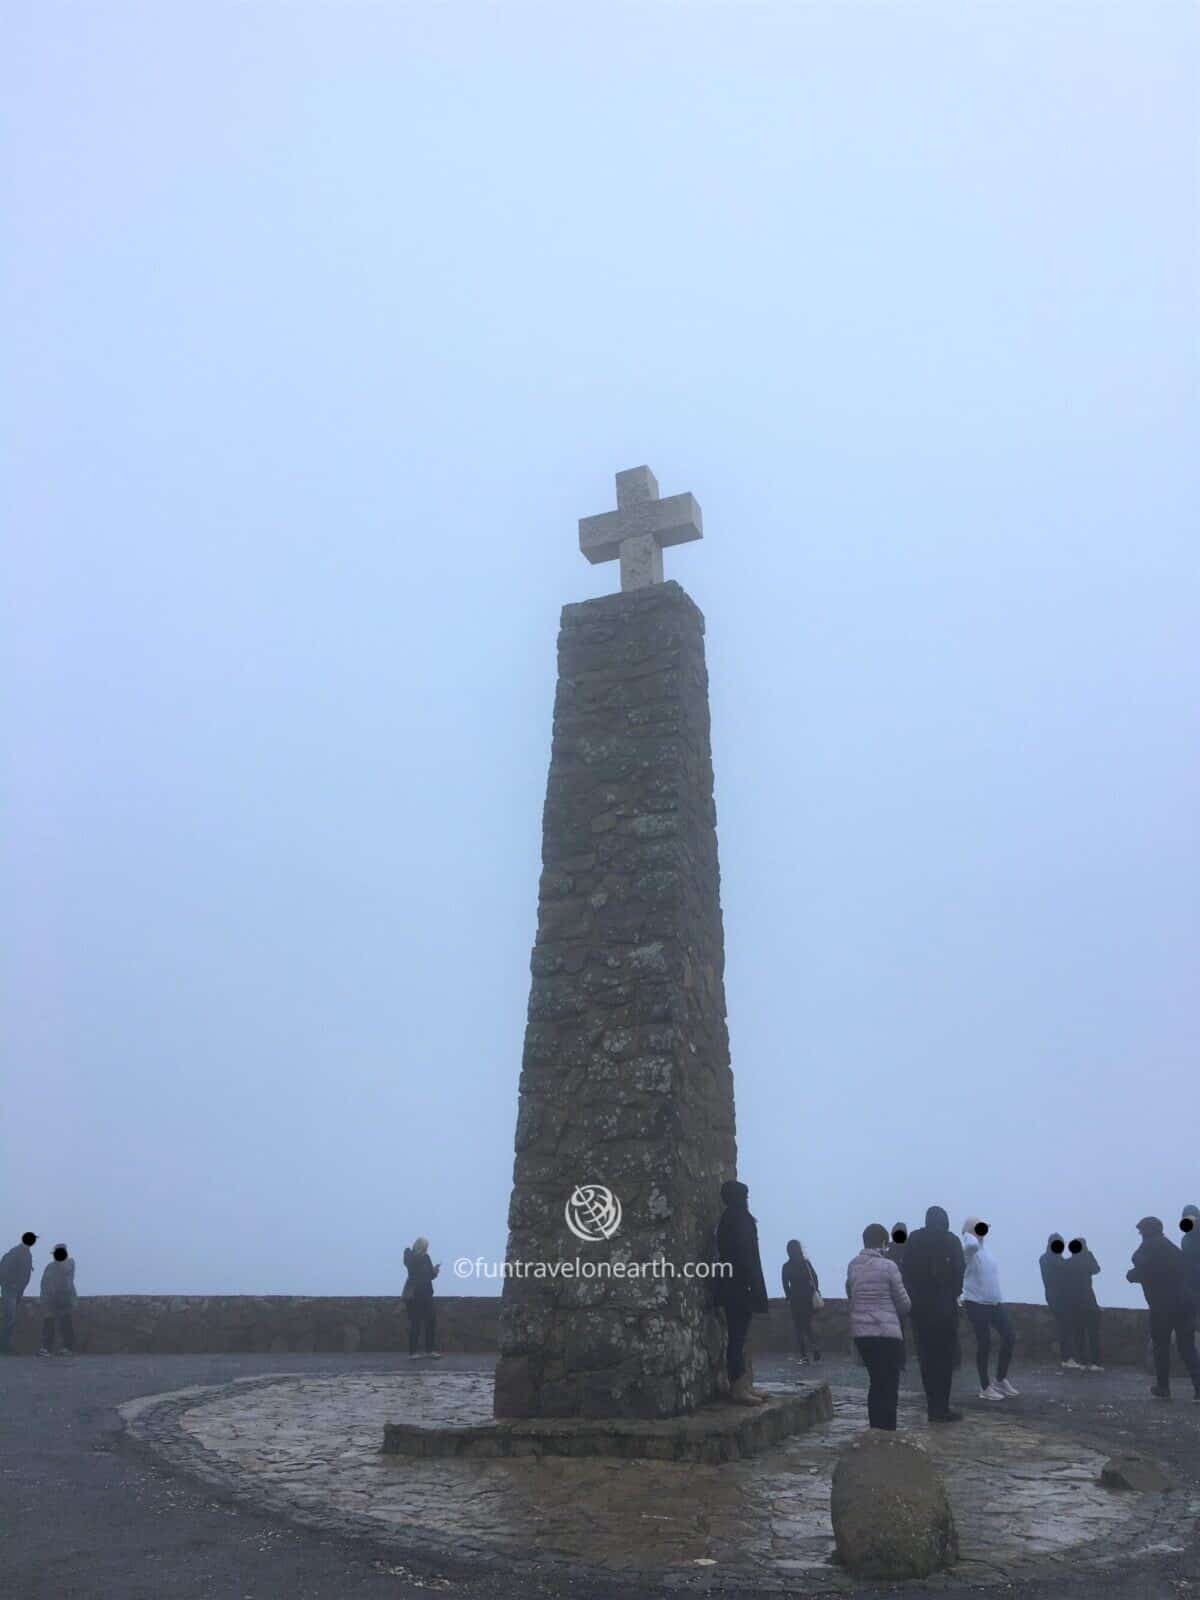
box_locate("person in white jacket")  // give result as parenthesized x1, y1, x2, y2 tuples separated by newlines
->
(38, 1244, 78, 1357)
(962, 1216, 1018, 1401)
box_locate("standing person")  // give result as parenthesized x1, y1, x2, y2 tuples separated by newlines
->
(0, 1231, 37, 1355)
(886, 1223, 908, 1267)
(401, 1237, 440, 1359)
(1065, 1237, 1102, 1370)
(901, 1205, 965, 1423)
(1126, 1216, 1200, 1401)
(38, 1244, 77, 1357)
(715, 1179, 770, 1405)
(962, 1216, 1018, 1401)
(1180, 1206, 1200, 1302)
(846, 1223, 911, 1430)
(781, 1240, 821, 1363)
(1039, 1233, 1075, 1367)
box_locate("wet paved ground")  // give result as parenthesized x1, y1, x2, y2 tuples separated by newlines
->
(4, 1350, 1200, 1599)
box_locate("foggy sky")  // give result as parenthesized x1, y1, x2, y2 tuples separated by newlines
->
(4, 3, 1196, 1310)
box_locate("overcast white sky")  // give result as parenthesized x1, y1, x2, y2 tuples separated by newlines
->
(4, 3, 1196, 1309)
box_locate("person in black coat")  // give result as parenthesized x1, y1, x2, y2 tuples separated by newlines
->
(1064, 1237, 1102, 1369)
(781, 1240, 821, 1363)
(715, 1179, 769, 1405)
(1181, 1206, 1200, 1301)
(1039, 1233, 1074, 1365)
(1126, 1216, 1200, 1400)
(402, 1237, 441, 1358)
(900, 1205, 965, 1423)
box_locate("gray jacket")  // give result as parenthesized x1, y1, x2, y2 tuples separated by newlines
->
(0, 1243, 33, 1296)
(846, 1248, 911, 1340)
(40, 1258, 78, 1312)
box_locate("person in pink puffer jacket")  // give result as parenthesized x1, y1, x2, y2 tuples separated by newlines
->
(846, 1223, 912, 1430)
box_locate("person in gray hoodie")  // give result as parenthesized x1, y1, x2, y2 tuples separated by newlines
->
(38, 1244, 77, 1356)
(0, 1232, 37, 1354)
(846, 1223, 911, 1430)
(1181, 1206, 1200, 1303)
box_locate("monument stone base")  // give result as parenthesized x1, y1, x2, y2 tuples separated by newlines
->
(383, 1382, 833, 1465)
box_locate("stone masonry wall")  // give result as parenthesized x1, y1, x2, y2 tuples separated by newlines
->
(494, 582, 739, 1420)
(2, 1294, 1163, 1369)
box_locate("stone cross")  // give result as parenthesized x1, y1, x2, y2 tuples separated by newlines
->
(578, 466, 703, 591)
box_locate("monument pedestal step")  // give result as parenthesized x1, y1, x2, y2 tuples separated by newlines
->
(382, 1382, 832, 1464)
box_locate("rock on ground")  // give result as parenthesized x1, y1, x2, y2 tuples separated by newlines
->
(1101, 1454, 1171, 1492)
(831, 1429, 959, 1579)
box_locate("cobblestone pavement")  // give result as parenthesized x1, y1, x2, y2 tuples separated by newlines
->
(120, 1361, 1200, 1593)
(6, 1351, 1200, 1599)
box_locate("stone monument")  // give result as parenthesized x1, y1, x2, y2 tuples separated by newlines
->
(493, 466, 739, 1420)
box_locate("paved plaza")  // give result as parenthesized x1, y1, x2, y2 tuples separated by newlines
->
(4, 1351, 1200, 1599)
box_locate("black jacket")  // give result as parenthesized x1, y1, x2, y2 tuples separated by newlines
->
(1039, 1235, 1069, 1312)
(1062, 1244, 1100, 1309)
(1127, 1219, 1190, 1310)
(781, 1253, 819, 1309)
(715, 1186, 769, 1313)
(402, 1247, 436, 1300)
(899, 1206, 964, 1322)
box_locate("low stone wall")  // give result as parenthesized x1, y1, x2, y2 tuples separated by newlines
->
(6, 1294, 1158, 1368)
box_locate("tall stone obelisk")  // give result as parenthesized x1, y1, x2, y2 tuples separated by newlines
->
(493, 467, 738, 1421)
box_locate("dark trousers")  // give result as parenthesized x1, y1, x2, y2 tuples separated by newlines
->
(913, 1314, 957, 1419)
(406, 1297, 435, 1355)
(788, 1301, 817, 1356)
(1070, 1305, 1101, 1366)
(854, 1336, 904, 1430)
(725, 1302, 752, 1383)
(41, 1312, 75, 1351)
(964, 1301, 1014, 1386)
(0, 1290, 20, 1352)
(1051, 1308, 1074, 1359)
(1149, 1301, 1200, 1393)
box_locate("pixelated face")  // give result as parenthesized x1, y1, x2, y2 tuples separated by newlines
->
(1050, 1238, 1065, 1254)
(1182, 1216, 1196, 1234)
(1068, 1239, 1083, 1254)
(892, 1227, 907, 1245)
(974, 1222, 989, 1238)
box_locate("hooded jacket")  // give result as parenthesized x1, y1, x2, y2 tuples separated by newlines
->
(1063, 1239, 1100, 1308)
(0, 1242, 33, 1296)
(402, 1247, 436, 1300)
(1181, 1205, 1200, 1300)
(1127, 1217, 1191, 1309)
(900, 1206, 964, 1322)
(39, 1256, 77, 1313)
(961, 1217, 1003, 1305)
(885, 1223, 907, 1269)
(845, 1248, 910, 1339)
(1039, 1234, 1068, 1312)
(781, 1243, 819, 1309)
(715, 1182, 769, 1313)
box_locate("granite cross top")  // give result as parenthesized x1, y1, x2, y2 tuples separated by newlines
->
(578, 466, 703, 591)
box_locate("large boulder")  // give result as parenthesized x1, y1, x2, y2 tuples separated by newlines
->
(831, 1430, 959, 1579)
(1100, 1454, 1171, 1492)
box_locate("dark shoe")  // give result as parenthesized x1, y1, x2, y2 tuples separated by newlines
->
(1150, 1386, 1171, 1400)
(811, 1352, 822, 1362)
(929, 1410, 964, 1423)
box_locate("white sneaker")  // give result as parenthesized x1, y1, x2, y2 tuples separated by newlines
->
(979, 1384, 1005, 1401)
(1063, 1358, 1082, 1370)
(1087, 1364, 1103, 1372)
(995, 1378, 1019, 1397)
(36, 1348, 51, 1358)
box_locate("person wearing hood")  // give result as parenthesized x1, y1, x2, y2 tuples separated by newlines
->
(846, 1223, 911, 1430)
(885, 1223, 908, 1268)
(781, 1240, 821, 1363)
(38, 1244, 77, 1357)
(1180, 1206, 1200, 1303)
(401, 1237, 440, 1359)
(0, 1231, 37, 1355)
(715, 1179, 770, 1406)
(900, 1206, 964, 1423)
(1039, 1233, 1075, 1367)
(962, 1216, 1018, 1401)
(1127, 1216, 1200, 1401)
(1063, 1237, 1102, 1370)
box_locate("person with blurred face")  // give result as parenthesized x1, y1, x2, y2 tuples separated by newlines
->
(846, 1223, 911, 1430)
(962, 1216, 1018, 1401)
(401, 1237, 441, 1359)
(1064, 1237, 1102, 1370)
(1180, 1206, 1200, 1303)
(1127, 1216, 1200, 1401)
(1039, 1233, 1075, 1367)
(38, 1244, 77, 1357)
(0, 1232, 37, 1354)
